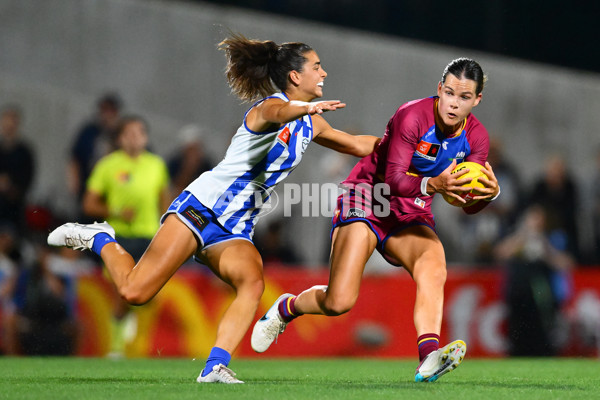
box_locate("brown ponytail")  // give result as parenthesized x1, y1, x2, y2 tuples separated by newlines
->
(219, 33, 313, 102)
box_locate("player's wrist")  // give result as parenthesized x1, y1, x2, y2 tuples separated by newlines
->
(305, 103, 312, 115)
(485, 185, 501, 202)
(420, 177, 431, 197)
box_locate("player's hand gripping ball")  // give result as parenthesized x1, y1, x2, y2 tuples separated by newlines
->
(442, 161, 488, 207)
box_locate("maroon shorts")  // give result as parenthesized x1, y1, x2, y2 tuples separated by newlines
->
(331, 188, 436, 266)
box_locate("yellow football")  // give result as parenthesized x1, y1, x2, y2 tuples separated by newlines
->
(442, 161, 488, 207)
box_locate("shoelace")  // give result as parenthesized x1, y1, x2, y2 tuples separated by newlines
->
(264, 316, 287, 344)
(213, 365, 240, 383)
(65, 234, 92, 251)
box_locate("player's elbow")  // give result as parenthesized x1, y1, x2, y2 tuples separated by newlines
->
(351, 137, 375, 158)
(120, 285, 153, 306)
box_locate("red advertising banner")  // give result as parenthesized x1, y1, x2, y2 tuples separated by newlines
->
(71, 266, 600, 359)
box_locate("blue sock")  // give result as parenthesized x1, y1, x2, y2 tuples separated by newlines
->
(202, 347, 231, 377)
(91, 233, 117, 256)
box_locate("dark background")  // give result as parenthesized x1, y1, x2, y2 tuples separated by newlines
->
(198, 0, 598, 74)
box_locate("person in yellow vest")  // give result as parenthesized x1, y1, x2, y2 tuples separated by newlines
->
(83, 115, 171, 357)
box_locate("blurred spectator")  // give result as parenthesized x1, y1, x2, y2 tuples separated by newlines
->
(82, 115, 170, 357)
(592, 146, 600, 264)
(0, 105, 36, 234)
(0, 224, 19, 354)
(67, 93, 123, 217)
(0, 223, 21, 268)
(83, 115, 171, 259)
(254, 220, 300, 266)
(528, 153, 581, 261)
(456, 138, 523, 264)
(494, 205, 574, 356)
(167, 124, 214, 197)
(0, 225, 17, 280)
(3, 245, 80, 356)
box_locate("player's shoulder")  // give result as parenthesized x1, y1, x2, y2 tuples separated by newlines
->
(396, 96, 434, 115)
(389, 97, 434, 134)
(267, 92, 288, 101)
(246, 93, 287, 115)
(256, 92, 288, 106)
(465, 113, 489, 138)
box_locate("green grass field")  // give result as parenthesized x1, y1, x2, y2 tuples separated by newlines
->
(1, 357, 598, 399)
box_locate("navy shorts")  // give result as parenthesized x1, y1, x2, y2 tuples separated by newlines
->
(162, 191, 252, 250)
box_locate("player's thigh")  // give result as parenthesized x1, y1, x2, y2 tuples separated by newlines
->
(327, 222, 378, 298)
(201, 239, 264, 289)
(131, 215, 198, 295)
(384, 225, 445, 278)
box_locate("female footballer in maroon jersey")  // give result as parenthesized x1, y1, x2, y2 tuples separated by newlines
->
(252, 58, 500, 382)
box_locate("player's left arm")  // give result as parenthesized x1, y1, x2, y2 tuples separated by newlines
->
(312, 114, 380, 157)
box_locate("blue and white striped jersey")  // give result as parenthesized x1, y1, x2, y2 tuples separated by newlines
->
(186, 93, 314, 238)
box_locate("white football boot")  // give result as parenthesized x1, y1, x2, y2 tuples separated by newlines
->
(414, 339, 466, 382)
(251, 293, 294, 353)
(196, 364, 244, 384)
(47, 221, 115, 251)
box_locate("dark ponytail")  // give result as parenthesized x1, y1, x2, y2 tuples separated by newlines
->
(219, 33, 313, 102)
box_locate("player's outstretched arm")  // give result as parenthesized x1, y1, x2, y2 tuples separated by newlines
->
(312, 115, 380, 157)
(246, 97, 345, 132)
(300, 100, 346, 115)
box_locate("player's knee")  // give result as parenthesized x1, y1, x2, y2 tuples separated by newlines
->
(418, 263, 447, 290)
(415, 252, 446, 282)
(247, 277, 265, 301)
(430, 265, 447, 287)
(323, 294, 356, 316)
(234, 272, 265, 302)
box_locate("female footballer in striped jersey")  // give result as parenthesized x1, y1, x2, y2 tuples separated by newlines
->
(48, 34, 380, 383)
(252, 58, 500, 383)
